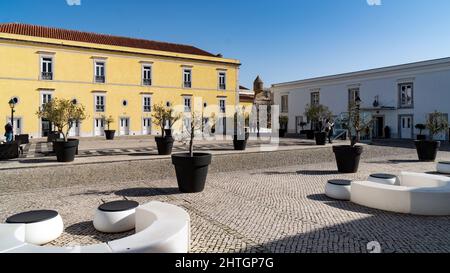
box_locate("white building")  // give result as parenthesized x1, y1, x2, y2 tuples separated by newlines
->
(272, 57, 450, 141)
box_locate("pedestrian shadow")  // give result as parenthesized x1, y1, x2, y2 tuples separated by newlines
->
(115, 187, 180, 197)
(388, 159, 421, 164)
(18, 158, 58, 164)
(64, 221, 134, 243)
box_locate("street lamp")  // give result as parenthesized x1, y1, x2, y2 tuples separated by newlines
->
(8, 99, 16, 138)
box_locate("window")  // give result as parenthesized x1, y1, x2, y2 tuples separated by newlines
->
(184, 97, 192, 112)
(311, 92, 320, 106)
(348, 88, 360, 105)
(122, 100, 128, 107)
(281, 95, 289, 113)
(219, 99, 226, 113)
(95, 62, 106, 83)
(95, 95, 105, 112)
(142, 65, 152, 86)
(183, 69, 192, 88)
(143, 96, 152, 112)
(41, 57, 53, 80)
(218, 72, 226, 90)
(41, 93, 52, 108)
(399, 83, 413, 107)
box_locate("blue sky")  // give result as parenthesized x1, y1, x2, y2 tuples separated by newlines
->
(1, 0, 450, 88)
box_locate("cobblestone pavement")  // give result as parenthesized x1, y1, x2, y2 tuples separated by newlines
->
(1, 146, 449, 253)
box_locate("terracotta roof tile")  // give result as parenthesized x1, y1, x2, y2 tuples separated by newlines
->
(0, 23, 216, 57)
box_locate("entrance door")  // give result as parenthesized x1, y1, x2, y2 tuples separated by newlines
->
(120, 118, 130, 136)
(94, 118, 104, 136)
(400, 115, 413, 139)
(142, 118, 151, 135)
(41, 118, 51, 137)
(217, 117, 226, 135)
(69, 120, 80, 137)
(9, 118, 22, 135)
(372, 116, 384, 138)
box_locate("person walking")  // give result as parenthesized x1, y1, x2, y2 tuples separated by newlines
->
(4, 122, 13, 142)
(324, 119, 334, 144)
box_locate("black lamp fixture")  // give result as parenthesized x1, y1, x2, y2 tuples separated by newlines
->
(8, 98, 16, 137)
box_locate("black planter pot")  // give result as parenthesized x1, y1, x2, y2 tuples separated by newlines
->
(164, 129, 173, 137)
(306, 130, 315, 140)
(104, 130, 115, 140)
(333, 145, 364, 173)
(233, 133, 250, 150)
(415, 140, 440, 162)
(155, 136, 174, 155)
(416, 135, 426, 140)
(53, 139, 79, 162)
(315, 132, 327, 145)
(172, 153, 212, 193)
(279, 129, 287, 138)
(47, 131, 60, 143)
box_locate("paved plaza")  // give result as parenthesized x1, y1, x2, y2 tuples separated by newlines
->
(1, 138, 449, 253)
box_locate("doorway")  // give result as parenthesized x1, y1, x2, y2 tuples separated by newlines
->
(69, 120, 80, 137)
(142, 118, 152, 135)
(399, 115, 413, 139)
(94, 118, 104, 136)
(372, 116, 384, 138)
(119, 117, 130, 136)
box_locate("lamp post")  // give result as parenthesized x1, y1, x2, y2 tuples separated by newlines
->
(354, 96, 362, 144)
(8, 99, 16, 138)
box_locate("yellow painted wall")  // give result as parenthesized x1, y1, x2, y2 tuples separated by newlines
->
(0, 35, 240, 138)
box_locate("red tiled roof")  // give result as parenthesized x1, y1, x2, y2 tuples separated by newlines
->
(0, 23, 216, 57)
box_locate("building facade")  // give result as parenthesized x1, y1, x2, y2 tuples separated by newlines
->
(0, 23, 240, 138)
(272, 58, 450, 140)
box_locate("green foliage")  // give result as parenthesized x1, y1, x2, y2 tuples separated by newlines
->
(304, 104, 332, 123)
(101, 115, 114, 131)
(36, 98, 87, 142)
(152, 102, 181, 138)
(426, 111, 449, 140)
(415, 123, 426, 135)
(279, 115, 289, 129)
(342, 102, 373, 146)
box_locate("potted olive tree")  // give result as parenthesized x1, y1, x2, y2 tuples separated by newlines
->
(152, 102, 181, 155)
(172, 110, 212, 193)
(415, 123, 426, 140)
(233, 108, 250, 150)
(37, 98, 87, 162)
(415, 111, 449, 162)
(304, 104, 332, 145)
(332, 102, 372, 173)
(279, 116, 289, 138)
(102, 115, 115, 140)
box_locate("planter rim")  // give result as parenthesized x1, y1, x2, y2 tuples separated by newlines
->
(172, 152, 212, 158)
(414, 140, 440, 143)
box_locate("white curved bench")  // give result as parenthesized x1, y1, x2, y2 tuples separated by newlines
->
(437, 161, 450, 174)
(351, 172, 450, 216)
(0, 201, 190, 253)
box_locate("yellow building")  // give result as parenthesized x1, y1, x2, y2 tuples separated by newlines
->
(0, 23, 241, 138)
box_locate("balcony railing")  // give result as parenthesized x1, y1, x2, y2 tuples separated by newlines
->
(184, 81, 192, 88)
(41, 72, 53, 80)
(95, 75, 105, 83)
(96, 105, 105, 112)
(143, 105, 151, 112)
(143, 79, 152, 86)
(219, 84, 226, 90)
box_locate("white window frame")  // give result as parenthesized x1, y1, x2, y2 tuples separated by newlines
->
(348, 88, 360, 105)
(184, 96, 192, 112)
(218, 71, 226, 90)
(94, 94, 106, 113)
(219, 98, 226, 114)
(281, 95, 289, 113)
(40, 90, 53, 109)
(311, 92, 320, 106)
(40, 56, 54, 80)
(183, 69, 192, 88)
(94, 60, 106, 83)
(143, 95, 152, 112)
(142, 65, 152, 86)
(399, 82, 414, 108)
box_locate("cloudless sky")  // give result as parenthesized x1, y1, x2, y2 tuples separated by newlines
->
(1, 0, 450, 88)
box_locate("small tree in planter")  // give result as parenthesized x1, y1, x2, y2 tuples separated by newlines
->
(172, 109, 213, 193)
(304, 104, 332, 144)
(415, 111, 449, 162)
(152, 102, 181, 155)
(332, 101, 372, 173)
(279, 116, 289, 138)
(233, 108, 250, 150)
(415, 124, 426, 140)
(102, 115, 115, 140)
(37, 98, 87, 162)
